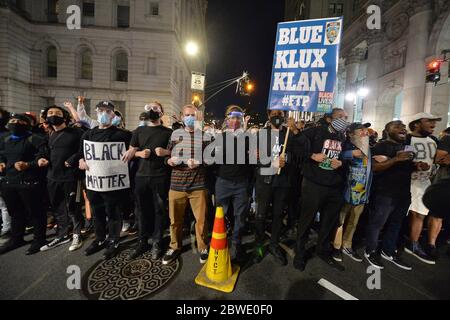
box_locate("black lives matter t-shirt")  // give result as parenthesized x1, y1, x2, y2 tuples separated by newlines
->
(371, 140, 415, 198)
(130, 125, 173, 177)
(301, 125, 345, 187)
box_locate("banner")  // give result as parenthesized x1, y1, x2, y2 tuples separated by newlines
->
(83, 140, 130, 192)
(268, 17, 342, 113)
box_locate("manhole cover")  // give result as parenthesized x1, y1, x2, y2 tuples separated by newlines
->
(82, 248, 181, 300)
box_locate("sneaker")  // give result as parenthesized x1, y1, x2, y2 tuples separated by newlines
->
(130, 240, 149, 259)
(318, 253, 345, 271)
(150, 242, 161, 260)
(364, 251, 384, 269)
(425, 244, 439, 261)
(40, 236, 71, 252)
(128, 223, 138, 236)
(331, 248, 343, 262)
(268, 244, 287, 266)
(103, 241, 120, 260)
(381, 250, 412, 271)
(252, 245, 265, 264)
(293, 256, 306, 271)
(0, 239, 26, 255)
(199, 248, 209, 264)
(25, 226, 34, 235)
(121, 221, 131, 233)
(69, 234, 83, 252)
(162, 248, 181, 265)
(342, 248, 363, 262)
(404, 241, 436, 265)
(26, 241, 46, 255)
(85, 239, 106, 256)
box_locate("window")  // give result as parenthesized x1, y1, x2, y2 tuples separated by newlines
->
(150, 2, 159, 16)
(46, 46, 57, 78)
(148, 57, 157, 75)
(328, 3, 343, 16)
(336, 3, 344, 15)
(114, 52, 128, 82)
(80, 49, 93, 80)
(47, 0, 59, 23)
(328, 3, 336, 16)
(117, 5, 130, 28)
(82, 2, 95, 26)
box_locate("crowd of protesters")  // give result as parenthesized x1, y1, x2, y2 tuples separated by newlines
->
(0, 97, 449, 274)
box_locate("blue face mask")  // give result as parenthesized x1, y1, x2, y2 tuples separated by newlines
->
(184, 115, 196, 128)
(111, 116, 121, 127)
(139, 121, 147, 127)
(97, 112, 111, 126)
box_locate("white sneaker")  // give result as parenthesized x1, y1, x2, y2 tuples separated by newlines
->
(121, 221, 131, 233)
(69, 234, 83, 252)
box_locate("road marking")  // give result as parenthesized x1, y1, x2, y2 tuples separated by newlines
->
(318, 278, 358, 300)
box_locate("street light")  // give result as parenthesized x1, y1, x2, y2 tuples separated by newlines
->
(345, 92, 356, 102)
(346, 87, 369, 122)
(357, 87, 369, 98)
(185, 41, 199, 56)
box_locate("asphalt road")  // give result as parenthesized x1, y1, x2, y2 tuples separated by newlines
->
(1, 226, 449, 301)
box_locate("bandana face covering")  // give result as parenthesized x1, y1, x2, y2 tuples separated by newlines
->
(331, 118, 349, 133)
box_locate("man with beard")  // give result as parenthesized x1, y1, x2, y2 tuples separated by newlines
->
(37, 106, 85, 252)
(365, 120, 429, 270)
(122, 102, 172, 260)
(331, 123, 372, 263)
(78, 101, 132, 260)
(405, 113, 441, 264)
(293, 108, 348, 272)
(0, 114, 48, 255)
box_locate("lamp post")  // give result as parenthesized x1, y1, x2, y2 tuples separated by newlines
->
(345, 87, 369, 122)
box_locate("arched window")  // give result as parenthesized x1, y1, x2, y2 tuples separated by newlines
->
(114, 51, 128, 82)
(80, 48, 93, 80)
(47, 46, 57, 78)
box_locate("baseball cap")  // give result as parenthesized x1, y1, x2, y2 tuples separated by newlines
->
(409, 112, 442, 123)
(348, 122, 371, 133)
(96, 101, 115, 111)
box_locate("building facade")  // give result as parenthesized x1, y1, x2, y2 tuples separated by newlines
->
(285, 0, 450, 134)
(0, 0, 208, 128)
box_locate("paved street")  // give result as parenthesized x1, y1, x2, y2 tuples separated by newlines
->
(1, 229, 449, 300)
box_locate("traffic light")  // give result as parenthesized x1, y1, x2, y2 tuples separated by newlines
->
(426, 59, 441, 84)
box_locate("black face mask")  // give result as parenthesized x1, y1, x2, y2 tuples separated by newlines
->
(147, 110, 161, 121)
(270, 116, 283, 128)
(7, 123, 28, 135)
(47, 116, 65, 126)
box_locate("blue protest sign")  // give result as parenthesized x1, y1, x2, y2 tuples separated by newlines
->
(268, 17, 342, 113)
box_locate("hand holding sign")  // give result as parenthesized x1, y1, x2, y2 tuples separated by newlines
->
(79, 159, 89, 171)
(311, 153, 327, 163)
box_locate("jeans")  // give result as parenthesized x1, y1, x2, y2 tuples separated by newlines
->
(295, 178, 344, 259)
(0, 195, 10, 233)
(215, 177, 249, 246)
(47, 180, 84, 237)
(1, 182, 47, 243)
(135, 176, 169, 244)
(86, 189, 129, 243)
(255, 175, 289, 246)
(366, 193, 410, 256)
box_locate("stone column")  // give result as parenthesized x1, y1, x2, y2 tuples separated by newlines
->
(400, 0, 432, 123)
(362, 30, 384, 128)
(343, 48, 365, 121)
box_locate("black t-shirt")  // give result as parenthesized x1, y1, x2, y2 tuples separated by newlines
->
(371, 140, 415, 198)
(438, 135, 450, 153)
(47, 127, 84, 182)
(300, 125, 345, 187)
(79, 126, 132, 159)
(130, 125, 173, 177)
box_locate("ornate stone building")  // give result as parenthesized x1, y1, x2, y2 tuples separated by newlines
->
(286, 0, 450, 133)
(0, 0, 208, 128)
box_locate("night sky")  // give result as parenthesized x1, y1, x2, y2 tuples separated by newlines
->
(205, 0, 285, 121)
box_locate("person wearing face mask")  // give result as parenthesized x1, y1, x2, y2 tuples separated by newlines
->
(0, 114, 48, 255)
(122, 102, 172, 260)
(162, 105, 210, 265)
(330, 123, 373, 264)
(78, 101, 132, 260)
(35, 105, 85, 253)
(365, 120, 429, 270)
(293, 108, 348, 272)
(404, 113, 442, 264)
(252, 109, 298, 266)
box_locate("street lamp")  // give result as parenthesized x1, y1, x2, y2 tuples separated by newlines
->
(185, 41, 199, 56)
(345, 87, 369, 122)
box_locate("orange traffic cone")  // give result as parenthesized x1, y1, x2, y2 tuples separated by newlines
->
(195, 206, 240, 293)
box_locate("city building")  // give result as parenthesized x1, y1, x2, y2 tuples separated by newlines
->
(0, 0, 208, 128)
(285, 0, 450, 133)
